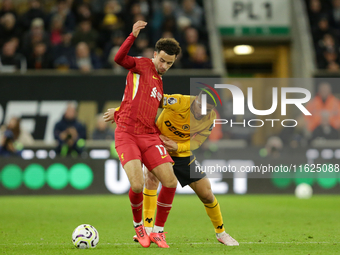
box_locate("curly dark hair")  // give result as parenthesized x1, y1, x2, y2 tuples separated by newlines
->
(155, 38, 181, 56)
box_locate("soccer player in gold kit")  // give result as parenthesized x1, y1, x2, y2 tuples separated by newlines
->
(104, 90, 239, 246)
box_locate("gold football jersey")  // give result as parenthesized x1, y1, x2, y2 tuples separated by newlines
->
(157, 94, 216, 157)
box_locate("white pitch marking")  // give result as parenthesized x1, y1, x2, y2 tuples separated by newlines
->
(0, 241, 338, 246)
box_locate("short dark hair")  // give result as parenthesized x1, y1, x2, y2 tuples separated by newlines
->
(155, 38, 181, 56)
(198, 89, 217, 107)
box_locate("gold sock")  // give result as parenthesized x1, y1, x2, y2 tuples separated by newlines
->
(204, 197, 225, 233)
(143, 187, 157, 228)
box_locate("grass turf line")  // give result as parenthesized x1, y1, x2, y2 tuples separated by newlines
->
(0, 195, 339, 255)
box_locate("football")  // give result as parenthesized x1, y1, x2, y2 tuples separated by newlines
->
(295, 183, 313, 199)
(72, 224, 99, 249)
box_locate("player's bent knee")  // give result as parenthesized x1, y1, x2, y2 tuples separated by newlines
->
(145, 177, 159, 190)
(162, 177, 177, 188)
(198, 189, 215, 204)
(130, 182, 144, 193)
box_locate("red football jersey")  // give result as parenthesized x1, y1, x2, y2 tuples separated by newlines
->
(114, 33, 163, 134)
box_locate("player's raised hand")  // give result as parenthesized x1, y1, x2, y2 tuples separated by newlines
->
(103, 108, 116, 124)
(132, 20, 147, 38)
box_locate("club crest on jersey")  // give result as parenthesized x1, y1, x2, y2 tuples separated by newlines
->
(150, 87, 162, 101)
(167, 97, 177, 105)
(182, 124, 190, 131)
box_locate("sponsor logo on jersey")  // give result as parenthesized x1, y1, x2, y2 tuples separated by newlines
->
(209, 123, 214, 131)
(182, 124, 190, 131)
(151, 87, 162, 101)
(164, 120, 190, 138)
(161, 155, 168, 159)
(167, 97, 177, 105)
(152, 75, 159, 80)
(151, 87, 157, 98)
(157, 92, 162, 101)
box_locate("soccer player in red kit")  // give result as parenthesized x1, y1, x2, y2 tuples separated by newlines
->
(105, 21, 181, 248)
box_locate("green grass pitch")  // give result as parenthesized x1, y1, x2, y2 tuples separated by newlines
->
(0, 195, 339, 255)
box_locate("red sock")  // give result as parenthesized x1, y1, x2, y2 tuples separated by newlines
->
(155, 186, 176, 227)
(129, 188, 143, 223)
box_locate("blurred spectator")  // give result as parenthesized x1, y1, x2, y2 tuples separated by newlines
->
(49, 0, 76, 32)
(142, 47, 153, 58)
(0, 129, 19, 156)
(317, 48, 339, 69)
(105, 45, 123, 72)
(162, 15, 177, 37)
(20, 0, 46, 32)
(102, 29, 125, 65)
(279, 115, 308, 148)
(71, 19, 98, 50)
(329, 0, 340, 30)
(305, 82, 340, 131)
(183, 44, 211, 69)
(175, 0, 203, 30)
(71, 42, 101, 72)
(264, 136, 283, 158)
(0, 117, 34, 157)
(124, 2, 150, 36)
(49, 14, 64, 46)
(53, 103, 86, 157)
(316, 33, 338, 55)
(91, 0, 114, 14)
(162, 30, 174, 39)
(96, 0, 124, 49)
(27, 42, 53, 69)
(327, 60, 340, 71)
(310, 111, 340, 141)
(0, 0, 17, 19)
(68, 0, 86, 17)
(312, 15, 338, 43)
(0, 40, 26, 72)
(137, 0, 152, 17)
(0, 13, 20, 48)
(74, 2, 92, 24)
(152, 1, 177, 43)
(129, 32, 149, 56)
(22, 17, 50, 57)
(182, 26, 199, 58)
(53, 31, 75, 69)
(307, 0, 323, 28)
(181, 26, 209, 68)
(92, 114, 115, 140)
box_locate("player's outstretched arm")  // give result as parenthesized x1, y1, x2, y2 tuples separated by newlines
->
(114, 20, 147, 69)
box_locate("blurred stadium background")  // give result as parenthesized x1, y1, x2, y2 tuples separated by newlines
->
(0, 0, 340, 196)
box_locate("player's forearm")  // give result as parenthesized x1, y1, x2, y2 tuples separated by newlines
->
(114, 33, 136, 69)
(176, 140, 191, 153)
(176, 135, 209, 153)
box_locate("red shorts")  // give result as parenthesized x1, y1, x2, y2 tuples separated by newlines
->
(115, 130, 174, 170)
